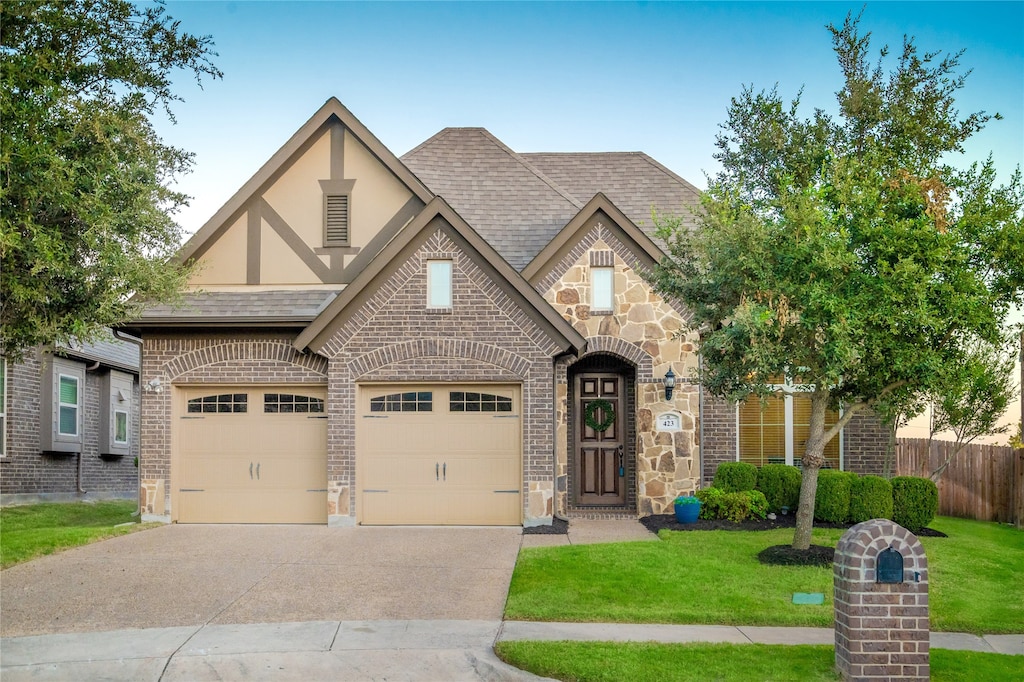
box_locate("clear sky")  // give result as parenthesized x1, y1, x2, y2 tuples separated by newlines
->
(155, 0, 1024, 442)
(157, 0, 1023, 236)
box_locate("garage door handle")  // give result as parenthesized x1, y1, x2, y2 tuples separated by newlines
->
(443, 462, 446, 481)
(494, 490, 520, 494)
(256, 462, 260, 480)
(436, 462, 439, 481)
(250, 462, 253, 480)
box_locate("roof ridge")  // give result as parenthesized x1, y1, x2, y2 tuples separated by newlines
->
(401, 127, 457, 160)
(635, 152, 704, 195)
(475, 129, 583, 210)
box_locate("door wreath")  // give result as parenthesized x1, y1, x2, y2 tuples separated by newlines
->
(584, 399, 616, 432)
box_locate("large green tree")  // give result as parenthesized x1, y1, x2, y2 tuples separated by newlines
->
(0, 0, 220, 360)
(655, 13, 1024, 549)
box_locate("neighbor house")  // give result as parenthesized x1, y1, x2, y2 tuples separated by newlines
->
(121, 98, 887, 526)
(0, 332, 141, 504)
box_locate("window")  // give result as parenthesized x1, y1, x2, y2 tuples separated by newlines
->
(114, 410, 129, 445)
(449, 391, 513, 412)
(427, 260, 452, 308)
(369, 391, 432, 412)
(591, 267, 614, 311)
(0, 359, 5, 456)
(58, 374, 79, 436)
(187, 393, 248, 413)
(264, 393, 325, 413)
(737, 388, 841, 469)
(42, 357, 85, 452)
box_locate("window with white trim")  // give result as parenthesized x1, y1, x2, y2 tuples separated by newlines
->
(591, 267, 614, 311)
(427, 260, 452, 309)
(58, 373, 79, 437)
(737, 383, 841, 469)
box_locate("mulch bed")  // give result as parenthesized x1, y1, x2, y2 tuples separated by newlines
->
(639, 513, 947, 567)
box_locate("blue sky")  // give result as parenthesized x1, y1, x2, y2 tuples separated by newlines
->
(157, 0, 1024, 236)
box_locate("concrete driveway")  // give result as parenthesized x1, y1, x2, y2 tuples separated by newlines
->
(0, 524, 523, 638)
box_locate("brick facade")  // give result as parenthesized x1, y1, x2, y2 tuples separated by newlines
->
(319, 228, 563, 524)
(701, 391, 889, 484)
(139, 333, 327, 517)
(1, 351, 140, 500)
(834, 520, 929, 680)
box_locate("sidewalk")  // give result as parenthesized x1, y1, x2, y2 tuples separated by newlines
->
(2, 619, 1020, 681)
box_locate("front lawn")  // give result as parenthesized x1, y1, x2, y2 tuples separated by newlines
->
(0, 500, 157, 569)
(505, 516, 1023, 634)
(494, 641, 1024, 682)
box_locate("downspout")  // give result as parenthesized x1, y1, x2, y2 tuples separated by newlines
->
(79, 360, 101, 494)
(113, 330, 144, 515)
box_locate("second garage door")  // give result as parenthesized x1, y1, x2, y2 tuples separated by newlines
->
(358, 384, 522, 525)
(176, 386, 328, 524)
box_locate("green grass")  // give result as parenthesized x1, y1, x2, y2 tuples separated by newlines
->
(506, 517, 1023, 634)
(494, 641, 1024, 682)
(1, 500, 157, 569)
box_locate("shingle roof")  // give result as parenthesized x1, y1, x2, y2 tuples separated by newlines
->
(522, 152, 702, 234)
(401, 128, 583, 271)
(136, 289, 340, 324)
(402, 131, 702, 270)
(60, 329, 140, 372)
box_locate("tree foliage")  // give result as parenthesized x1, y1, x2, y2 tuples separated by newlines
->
(0, 0, 221, 360)
(654, 12, 1024, 549)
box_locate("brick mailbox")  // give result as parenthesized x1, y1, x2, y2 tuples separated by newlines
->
(833, 519, 929, 681)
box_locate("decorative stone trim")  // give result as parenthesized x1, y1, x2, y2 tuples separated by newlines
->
(569, 336, 654, 381)
(589, 249, 614, 266)
(162, 340, 327, 380)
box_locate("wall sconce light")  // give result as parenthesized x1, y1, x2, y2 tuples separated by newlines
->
(144, 378, 163, 394)
(664, 368, 676, 401)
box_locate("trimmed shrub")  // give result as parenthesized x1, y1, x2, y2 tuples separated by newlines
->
(891, 476, 939, 531)
(720, 491, 753, 522)
(849, 475, 894, 523)
(713, 462, 758, 493)
(814, 469, 854, 523)
(695, 487, 724, 520)
(756, 464, 801, 513)
(745, 489, 769, 520)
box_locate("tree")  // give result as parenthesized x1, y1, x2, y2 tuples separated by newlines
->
(0, 0, 221, 360)
(654, 12, 1024, 550)
(926, 336, 1016, 481)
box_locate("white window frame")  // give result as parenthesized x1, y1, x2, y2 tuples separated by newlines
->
(591, 267, 614, 312)
(57, 373, 80, 438)
(113, 408, 129, 445)
(735, 381, 844, 469)
(427, 259, 453, 309)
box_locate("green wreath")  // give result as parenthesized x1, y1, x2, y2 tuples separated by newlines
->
(584, 399, 616, 432)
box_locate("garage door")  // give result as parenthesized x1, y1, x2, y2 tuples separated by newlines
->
(175, 386, 327, 523)
(358, 384, 521, 525)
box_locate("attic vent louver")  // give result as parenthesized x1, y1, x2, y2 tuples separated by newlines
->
(325, 194, 350, 246)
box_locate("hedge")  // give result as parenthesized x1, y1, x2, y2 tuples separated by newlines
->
(713, 462, 758, 493)
(756, 464, 801, 513)
(891, 476, 939, 531)
(849, 475, 894, 523)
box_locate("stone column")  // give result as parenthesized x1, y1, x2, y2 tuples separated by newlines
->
(833, 519, 929, 681)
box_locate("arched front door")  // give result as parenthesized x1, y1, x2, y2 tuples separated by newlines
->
(574, 371, 626, 505)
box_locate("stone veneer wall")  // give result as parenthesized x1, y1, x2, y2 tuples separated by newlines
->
(139, 332, 328, 517)
(319, 228, 564, 525)
(537, 219, 700, 515)
(834, 519, 929, 680)
(1, 351, 140, 499)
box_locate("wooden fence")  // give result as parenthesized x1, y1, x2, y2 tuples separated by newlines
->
(895, 438, 1024, 527)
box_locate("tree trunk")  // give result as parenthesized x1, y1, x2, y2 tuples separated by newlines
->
(792, 391, 831, 550)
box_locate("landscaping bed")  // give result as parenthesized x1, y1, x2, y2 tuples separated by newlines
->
(640, 512, 948, 537)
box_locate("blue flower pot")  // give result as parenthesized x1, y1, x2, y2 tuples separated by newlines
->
(674, 500, 701, 524)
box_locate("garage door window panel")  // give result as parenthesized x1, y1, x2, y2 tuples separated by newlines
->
(264, 393, 324, 413)
(369, 391, 432, 412)
(449, 391, 513, 412)
(187, 393, 248, 414)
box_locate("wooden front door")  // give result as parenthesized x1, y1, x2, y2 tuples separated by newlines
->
(575, 373, 626, 506)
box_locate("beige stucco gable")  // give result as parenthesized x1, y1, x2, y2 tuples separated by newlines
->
(181, 98, 431, 288)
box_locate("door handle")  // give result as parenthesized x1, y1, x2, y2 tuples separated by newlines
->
(250, 462, 253, 480)
(256, 462, 260, 480)
(617, 445, 624, 477)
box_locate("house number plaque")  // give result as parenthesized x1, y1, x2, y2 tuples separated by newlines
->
(656, 412, 682, 432)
